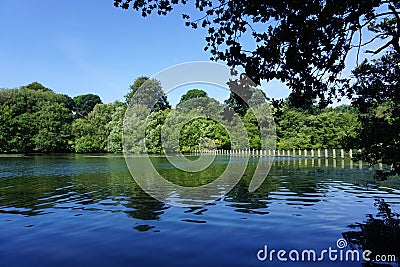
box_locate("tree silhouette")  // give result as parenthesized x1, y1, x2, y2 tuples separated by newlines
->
(114, 0, 400, 106)
(343, 199, 400, 266)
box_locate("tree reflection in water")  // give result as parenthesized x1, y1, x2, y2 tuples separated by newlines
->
(343, 199, 399, 266)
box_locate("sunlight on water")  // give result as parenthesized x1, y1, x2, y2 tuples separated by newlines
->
(0, 155, 399, 267)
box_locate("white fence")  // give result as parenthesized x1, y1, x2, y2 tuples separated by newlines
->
(192, 148, 357, 159)
(190, 148, 383, 169)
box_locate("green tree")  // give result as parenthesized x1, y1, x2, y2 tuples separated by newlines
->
(145, 109, 170, 154)
(21, 82, 51, 92)
(73, 103, 114, 153)
(275, 105, 360, 150)
(34, 104, 73, 153)
(348, 52, 400, 175)
(0, 84, 75, 153)
(126, 77, 171, 111)
(0, 106, 14, 152)
(107, 102, 127, 153)
(73, 94, 102, 118)
(125, 76, 149, 104)
(243, 109, 261, 149)
(177, 89, 208, 107)
(224, 87, 267, 117)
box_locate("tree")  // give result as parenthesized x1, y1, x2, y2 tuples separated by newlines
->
(73, 94, 102, 118)
(145, 109, 170, 153)
(126, 76, 171, 111)
(114, 0, 400, 106)
(224, 87, 267, 117)
(21, 82, 51, 92)
(34, 104, 73, 153)
(125, 76, 149, 104)
(347, 52, 400, 175)
(0, 84, 75, 153)
(243, 109, 261, 149)
(107, 102, 127, 153)
(73, 103, 116, 153)
(343, 199, 400, 262)
(0, 106, 14, 152)
(274, 104, 360, 150)
(177, 89, 208, 107)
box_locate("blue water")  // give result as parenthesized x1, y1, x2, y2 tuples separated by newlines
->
(0, 155, 399, 267)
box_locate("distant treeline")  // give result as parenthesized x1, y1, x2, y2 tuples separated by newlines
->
(0, 78, 360, 154)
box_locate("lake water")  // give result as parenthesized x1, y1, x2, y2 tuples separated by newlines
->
(0, 155, 399, 267)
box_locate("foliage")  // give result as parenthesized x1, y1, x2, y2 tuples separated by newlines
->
(0, 106, 15, 152)
(0, 84, 74, 153)
(125, 76, 149, 104)
(107, 103, 127, 153)
(0, 79, 374, 158)
(34, 103, 73, 153)
(275, 105, 360, 150)
(178, 117, 231, 152)
(158, 96, 242, 153)
(73, 93, 102, 118)
(177, 89, 208, 107)
(114, 0, 400, 106)
(343, 199, 400, 264)
(225, 87, 267, 117)
(242, 109, 261, 149)
(125, 76, 171, 111)
(145, 109, 170, 154)
(347, 52, 400, 175)
(21, 82, 52, 92)
(73, 102, 124, 153)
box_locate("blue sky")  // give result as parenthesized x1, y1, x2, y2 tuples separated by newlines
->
(1, 1, 385, 106)
(0, 0, 292, 106)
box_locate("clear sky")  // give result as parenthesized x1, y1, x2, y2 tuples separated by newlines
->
(2, 1, 385, 106)
(0, 0, 293, 105)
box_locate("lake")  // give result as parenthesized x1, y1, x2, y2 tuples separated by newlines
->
(0, 155, 399, 267)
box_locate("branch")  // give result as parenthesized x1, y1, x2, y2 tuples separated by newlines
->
(388, 4, 400, 53)
(360, 11, 400, 28)
(366, 40, 392, 54)
(355, 33, 387, 47)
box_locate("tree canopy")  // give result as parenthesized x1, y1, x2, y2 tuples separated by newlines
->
(114, 0, 400, 106)
(125, 76, 171, 111)
(73, 94, 103, 118)
(347, 52, 400, 175)
(0, 84, 74, 153)
(177, 89, 208, 107)
(113, 0, 400, 175)
(0, 80, 361, 156)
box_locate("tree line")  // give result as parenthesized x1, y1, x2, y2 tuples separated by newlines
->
(112, 1, 400, 176)
(0, 78, 363, 155)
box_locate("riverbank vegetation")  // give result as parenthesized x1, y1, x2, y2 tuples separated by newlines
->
(0, 78, 360, 154)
